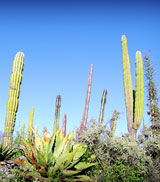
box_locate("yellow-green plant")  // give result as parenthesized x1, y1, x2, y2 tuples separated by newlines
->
(20, 127, 96, 181)
(3, 52, 24, 146)
(98, 90, 107, 126)
(0, 143, 16, 162)
(26, 107, 34, 142)
(110, 110, 120, 137)
(121, 35, 144, 139)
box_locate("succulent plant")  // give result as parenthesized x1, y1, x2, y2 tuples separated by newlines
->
(0, 143, 16, 162)
(3, 52, 24, 146)
(26, 107, 34, 142)
(121, 35, 144, 139)
(20, 127, 96, 181)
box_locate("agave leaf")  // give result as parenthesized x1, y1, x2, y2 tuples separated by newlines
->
(47, 130, 57, 154)
(32, 128, 44, 153)
(55, 152, 75, 170)
(47, 166, 59, 177)
(74, 162, 97, 170)
(62, 169, 81, 176)
(53, 131, 69, 159)
(64, 131, 73, 153)
(34, 148, 47, 167)
(73, 144, 87, 161)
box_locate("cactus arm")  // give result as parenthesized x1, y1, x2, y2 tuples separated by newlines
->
(121, 35, 136, 137)
(26, 107, 34, 142)
(133, 51, 144, 129)
(53, 95, 61, 134)
(3, 52, 24, 146)
(98, 90, 107, 126)
(80, 64, 93, 135)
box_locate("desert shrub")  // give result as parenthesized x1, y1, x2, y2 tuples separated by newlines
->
(75, 120, 152, 181)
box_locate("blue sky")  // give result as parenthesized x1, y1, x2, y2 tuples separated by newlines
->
(0, 0, 160, 137)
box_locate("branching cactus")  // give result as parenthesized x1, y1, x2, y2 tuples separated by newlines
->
(53, 95, 61, 134)
(121, 35, 144, 139)
(98, 90, 107, 126)
(26, 107, 34, 142)
(80, 64, 93, 135)
(3, 52, 24, 146)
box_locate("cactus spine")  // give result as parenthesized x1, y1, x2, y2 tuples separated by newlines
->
(80, 64, 93, 135)
(110, 110, 120, 137)
(3, 52, 24, 146)
(53, 95, 61, 134)
(61, 114, 67, 138)
(98, 90, 107, 126)
(26, 107, 34, 142)
(121, 35, 144, 139)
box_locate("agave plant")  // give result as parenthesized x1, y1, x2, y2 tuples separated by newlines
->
(20, 127, 97, 181)
(0, 143, 17, 162)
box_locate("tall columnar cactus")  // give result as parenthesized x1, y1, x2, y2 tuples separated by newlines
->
(110, 110, 120, 137)
(3, 52, 24, 146)
(98, 90, 107, 126)
(121, 35, 144, 139)
(61, 114, 67, 138)
(26, 107, 34, 142)
(80, 64, 93, 135)
(20, 122, 25, 138)
(53, 95, 61, 134)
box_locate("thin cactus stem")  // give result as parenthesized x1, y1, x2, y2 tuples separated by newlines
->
(3, 52, 24, 146)
(80, 64, 93, 135)
(26, 107, 34, 142)
(20, 122, 25, 138)
(34, 125, 38, 134)
(53, 95, 61, 134)
(62, 114, 67, 138)
(98, 90, 107, 126)
(110, 110, 120, 137)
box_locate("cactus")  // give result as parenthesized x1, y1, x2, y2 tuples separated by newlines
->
(53, 95, 61, 134)
(110, 110, 120, 137)
(3, 52, 24, 146)
(20, 122, 25, 138)
(121, 35, 144, 139)
(80, 64, 93, 135)
(26, 107, 34, 142)
(98, 90, 107, 126)
(61, 114, 67, 138)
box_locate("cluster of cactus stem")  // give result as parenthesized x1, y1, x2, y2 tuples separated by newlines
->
(3, 52, 24, 146)
(2, 35, 147, 147)
(121, 35, 144, 139)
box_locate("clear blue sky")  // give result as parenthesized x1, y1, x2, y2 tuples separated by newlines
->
(0, 0, 160, 137)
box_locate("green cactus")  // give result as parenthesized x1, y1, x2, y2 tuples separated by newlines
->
(20, 122, 25, 138)
(110, 110, 120, 137)
(26, 107, 34, 142)
(53, 95, 61, 134)
(121, 35, 144, 139)
(34, 124, 38, 135)
(3, 52, 24, 146)
(98, 90, 107, 126)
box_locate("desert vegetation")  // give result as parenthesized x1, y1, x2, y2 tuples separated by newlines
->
(0, 35, 160, 181)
